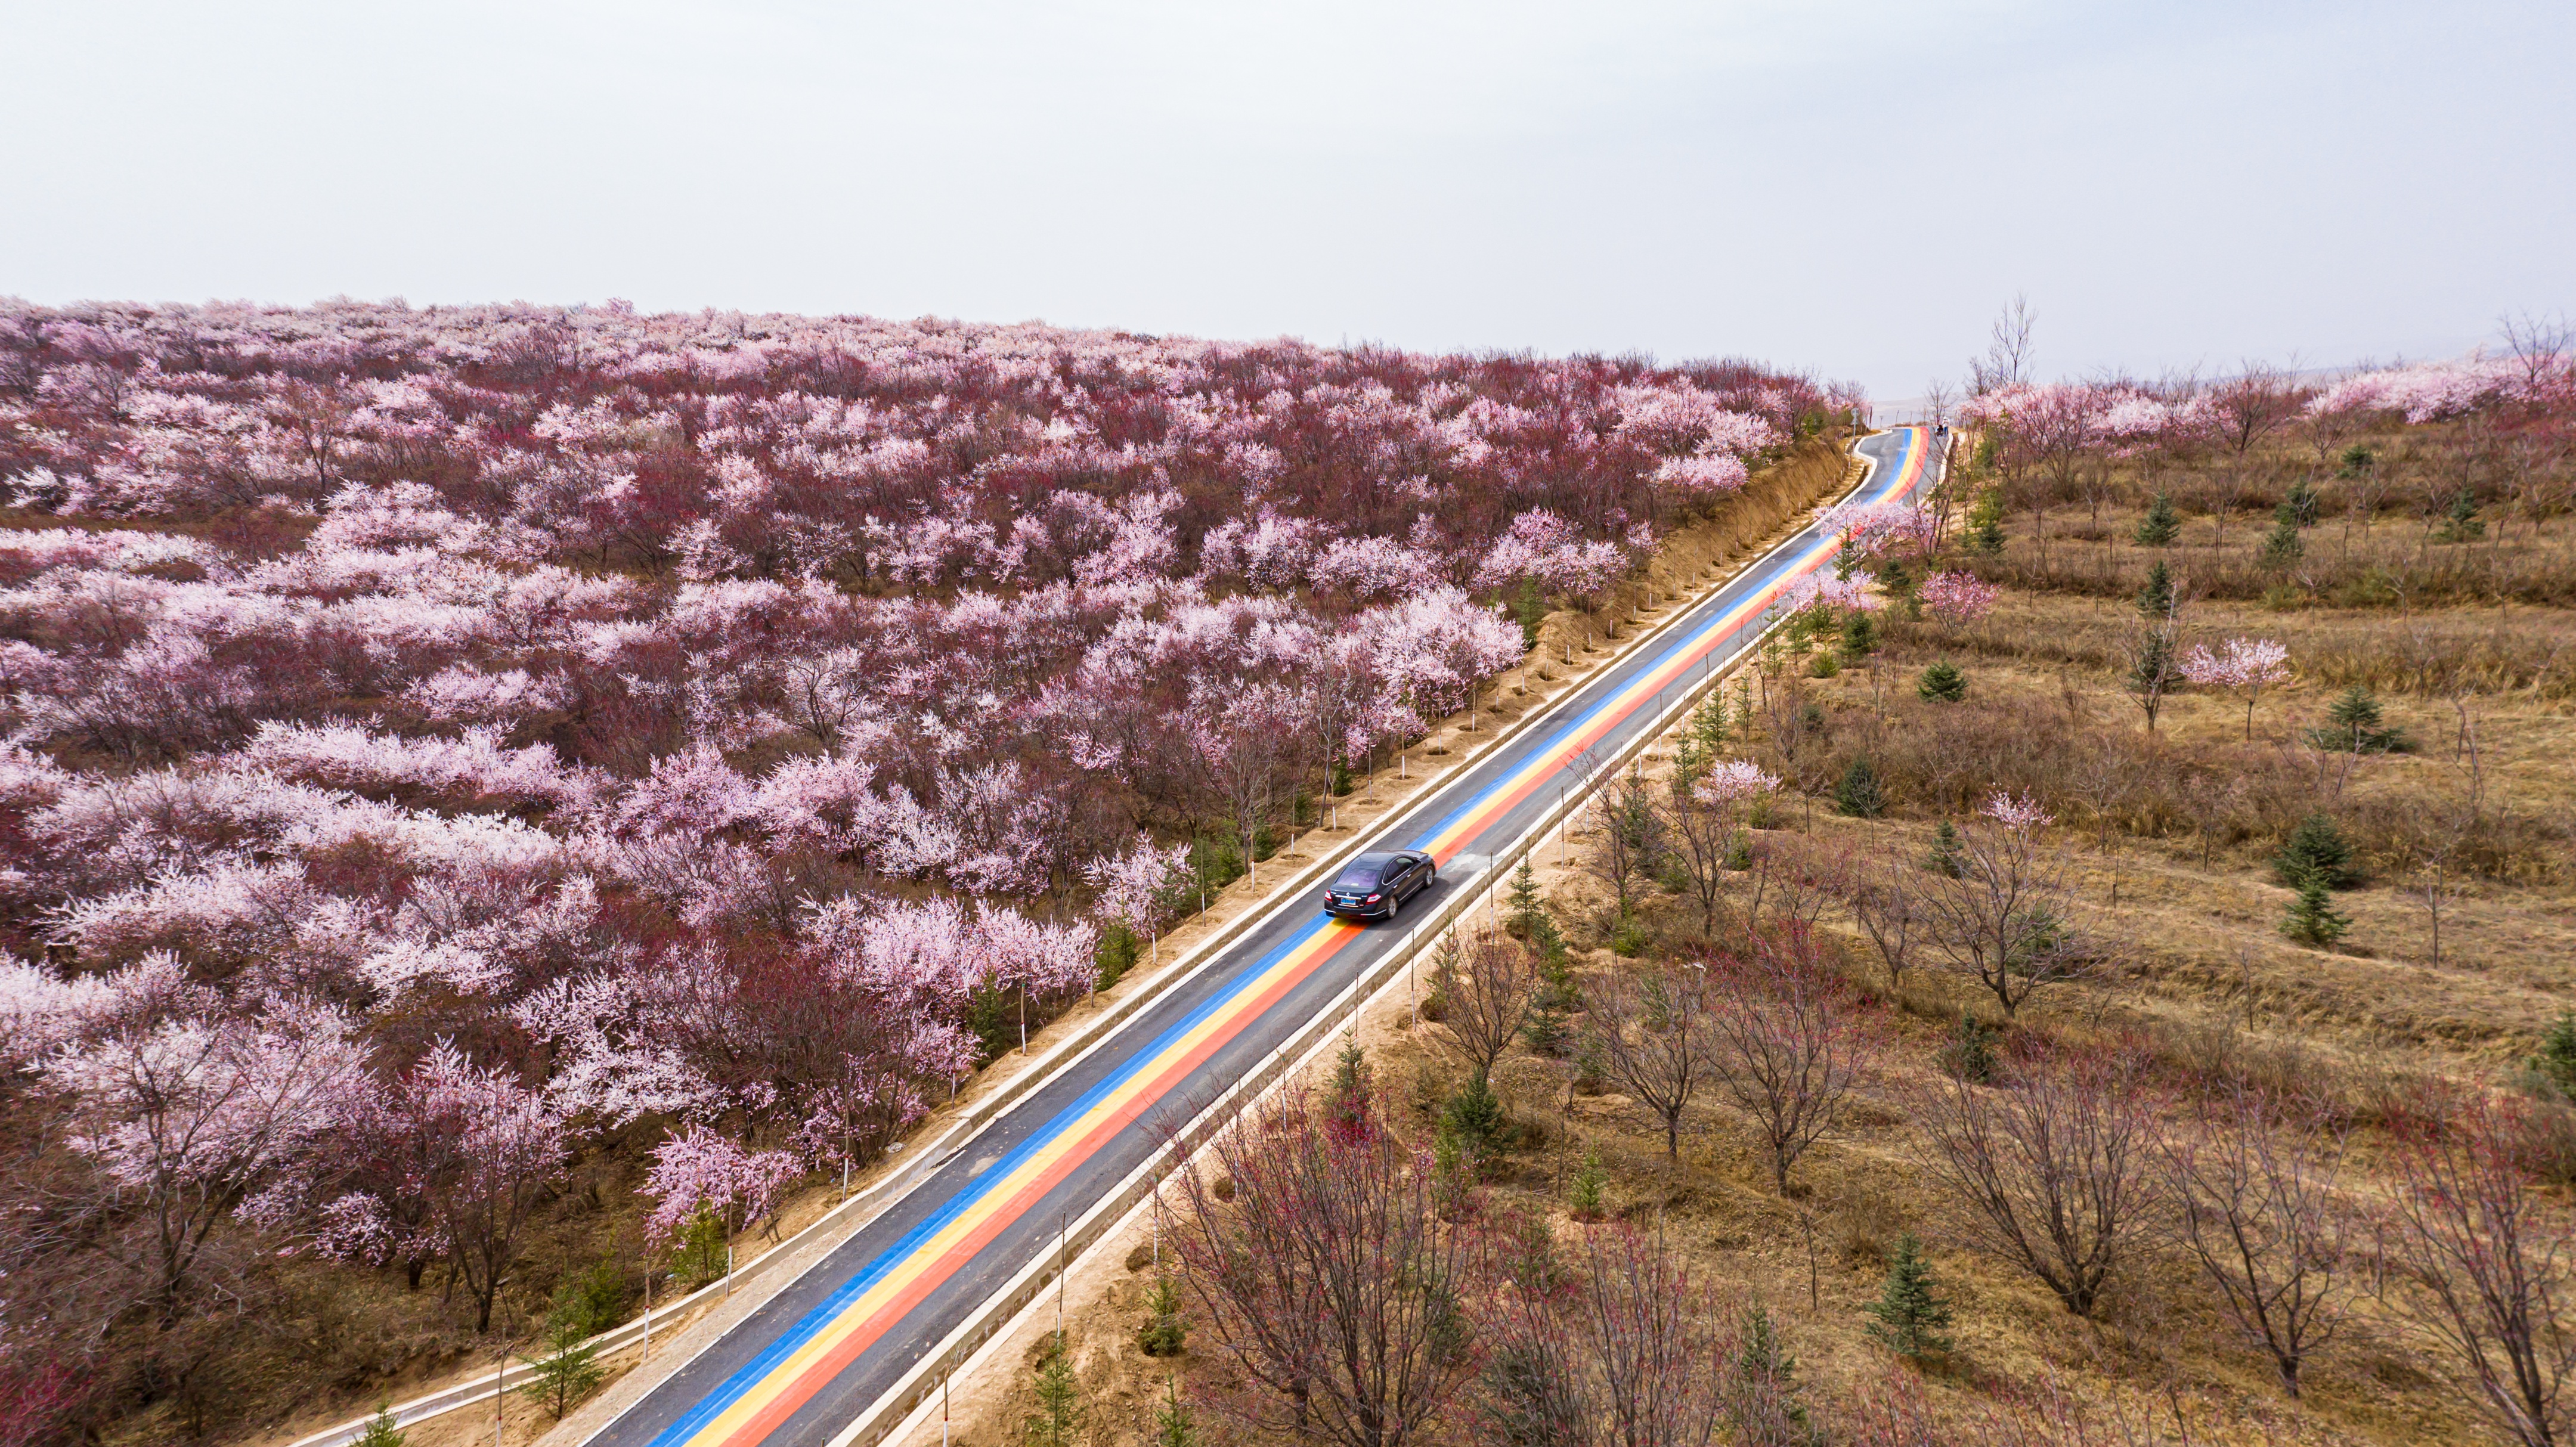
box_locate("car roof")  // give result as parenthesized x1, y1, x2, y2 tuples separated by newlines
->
(1352, 851, 1398, 865)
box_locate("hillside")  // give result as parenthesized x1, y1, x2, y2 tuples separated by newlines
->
(952, 355, 2576, 1447)
(0, 300, 1844, 1444)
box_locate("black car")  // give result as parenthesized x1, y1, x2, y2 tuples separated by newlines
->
(1323, 850, 1436, 922)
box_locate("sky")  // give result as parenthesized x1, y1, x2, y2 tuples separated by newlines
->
(4, 0, 2570, 397)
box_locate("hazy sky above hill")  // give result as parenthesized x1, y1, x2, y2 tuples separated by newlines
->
(5, 1, 2569, 396)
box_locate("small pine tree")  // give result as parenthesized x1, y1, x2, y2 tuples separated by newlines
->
(1925, 820, 1967, 878)
(1863, 1234, 1955, 1360)
(1026, 1334, 1085, 1447)
(1723, 829, 1754, 872)
(1727, 1301, 1820, 1445)
(1840, 610, 1878, 661)
(1094, 921, 1140, 991)
(1152, 1377, 1199, 1447)
(2260, 504, 2304, 566)
(2135, 559, 2176, 620)
(2282, 877, 2351, 949)
(2274, 813, 2357, 889)
(2531, 1011, 2576, 1101)
(1735, 674, 1755, 739)
(2330, 684, 2383, 732)
(2438, 488, 2485, 541)
(521, 1279, 608, 1420)
(1968, 488, 2006, 555)
(2133, 492, 2182, 546)
(2284, 478, 2320, 526)
(1432, 1126, 1474, 1218)
(1940, 1011, 2000, 1083)
(1916, 660, 1967, 703)
(1512, 576, 1549, 649)
(1691, 687, 1733, 749)
(2336, 443, 2376, 478)
(355, 1406, 405, 1447)
(1442, 1075, 1512, 1158)
(1506, 860, 1544, 938)
(671, 1204, 728, 1285)
(1521, 1001, 1570, 1058)
(1810, 649, 1841, 679)
(1875, 556, 1915, 599)
(1137, 1274, 1188, 1357)
(2305, 685, 2410, 754)
(1569, 1149, 1606, 1221)
(1835, 758, 1887, 818)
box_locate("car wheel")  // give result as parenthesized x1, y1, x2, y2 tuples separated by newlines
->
(1386, 892, 1400, 922)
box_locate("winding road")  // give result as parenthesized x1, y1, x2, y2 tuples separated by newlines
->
(584, 425, 1939, 1447)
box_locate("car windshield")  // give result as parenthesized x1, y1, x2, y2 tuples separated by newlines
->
(1335, 855, 1396, 890)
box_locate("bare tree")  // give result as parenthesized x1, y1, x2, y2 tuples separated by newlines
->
(1702, 953, 1875, 1194)
(1584, 764, 1664, 922)
(1658, 785, 1736, 941)
(1913, 1054, 2159, 1318)
(2383, 1087, 2576, 1447)
(2158, 1090, 2356, 1398)
(1475, 1224, 1740, 1447)
(2119, 613, 2184, 735)
(1917, 802, 2091, 1017)
(1432, 928, 1540, 1092)
(1970, 295, 2038, 395)
(1748, 832, 1852, 938)
(1849, 851, 1924, 990)
(1163, 1081, 1484, 1447)
(1584, 962, 1714, 1161)
(2070, 739, 2143, 906)
(2414, 797, 2475, 970)
(2205, 364, 2304, 556)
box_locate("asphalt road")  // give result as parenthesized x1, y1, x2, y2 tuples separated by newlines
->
(586, 426, 1939, 1447)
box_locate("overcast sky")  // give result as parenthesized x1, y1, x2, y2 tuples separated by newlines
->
(5, 1, 2569, 395)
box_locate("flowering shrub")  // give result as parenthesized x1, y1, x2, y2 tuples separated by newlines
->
(1692, 759, 1781, 807)
(1916, 571, 1999, 626)
(0, 300, 1823, 1354)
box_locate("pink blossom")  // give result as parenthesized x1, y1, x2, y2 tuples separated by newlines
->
(1082, 833, 1191, 941)
(1980, 791, 2054, 833)
(642, 1123, 804, 1245)
(1917, 571, 1999, 626)
(2181, 636, 2292, 738)
(2179, 636, 2291, 692)
(1692, 760, 1780, 807)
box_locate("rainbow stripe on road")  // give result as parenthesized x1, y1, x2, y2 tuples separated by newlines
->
(642, 915, 1364, 1447)
(1409, 425, 1929, 863)
(634, 426, 1928, 1447)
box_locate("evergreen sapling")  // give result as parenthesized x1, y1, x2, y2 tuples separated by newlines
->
(2274, 813, 2357, 889)
(2283, 877, 2351, 949)
(1026, 1334, 1085, 1447)
(2134, 492, 2182, 546)
(1835, 758, 1887, 818)
(356, 1406, 405, 1447)
(2530, 1011, 2576, 1100)
(1864, 1234, 1955, 1360)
